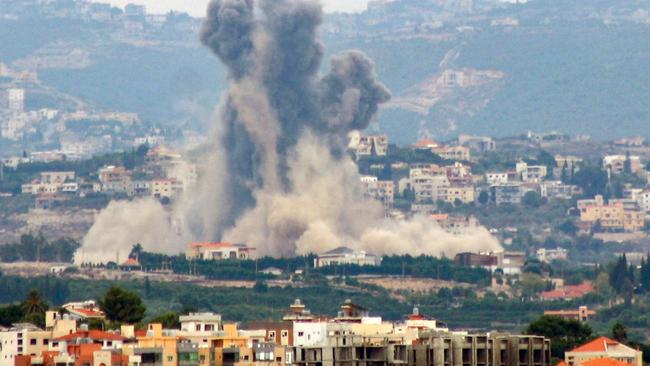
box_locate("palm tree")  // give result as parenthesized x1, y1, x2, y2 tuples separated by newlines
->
(22, 290, 48, 315)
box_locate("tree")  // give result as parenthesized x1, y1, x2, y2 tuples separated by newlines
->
(478, 191, 489, 205)
(144, 277, 151, 298)
(130, 243, 143, 260)
(520, 273, 546, 299)
(150, 312, 180, 329)
(594, 272, 613, 298)
(561, 161, 569, 183)
(609, 254, 633, 293)
(526, 315, 592, 358)
(624, 151, 632, 175)
(558, 220, 578, 236)
(612, 322, 628, 343)
(522, 191, 542, 208)
(571, 165, 608, 197)
(22, 290, 48, 315)
(98, 286, 146, 324)
(640, 255, 650, 291)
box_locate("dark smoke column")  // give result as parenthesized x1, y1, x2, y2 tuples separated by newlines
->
(200, 0, 390, 245)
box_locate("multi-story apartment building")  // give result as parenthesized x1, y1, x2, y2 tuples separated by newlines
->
(491, 183, 524, 205)
(578, 195, 645, 232)
(603, 155, 642, 175)
(516, 162, 548, 183)
(445, 184, 475, 204)
(485, 172, 508, 185)
(354, 135, 389, 157)
(432, 145, 471, 162)
(98, 166, 133, 195)
(290, 332, 551, 366)
(6, 88, 25, 112)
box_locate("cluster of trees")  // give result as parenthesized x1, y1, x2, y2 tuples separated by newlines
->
(0, 286, 147, 330)
(0, 274, 70, 305)
(526, 315, 592, 358)
(317, 255, 490, 284)
(0, 290, 50, 327)
(607, 254, 650, 303)
(131, 246, 489, 284)
(0, 234, 80, 263)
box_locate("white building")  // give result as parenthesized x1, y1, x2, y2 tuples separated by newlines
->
(314, 247, 382, 268)
(540, 181, 581, 200)
(485, 172, 508, 185)
(293, 322, 328, 347)
(186, 242, 254, 260)
(353, 135, 388, 157)
(536, 248, 568, 263)
(516, 161, 548, 183)
(1, 156, 30, 169)
(603, 155, 642, 174)
(179, 312, 222, 334)
(7, 88, 25, 112)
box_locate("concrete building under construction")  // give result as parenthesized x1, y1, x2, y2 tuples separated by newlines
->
(290, 332, 551, 366)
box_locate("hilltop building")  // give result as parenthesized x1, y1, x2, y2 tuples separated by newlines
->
(314, 247, 382, 268)
(186, 242, 255, 261)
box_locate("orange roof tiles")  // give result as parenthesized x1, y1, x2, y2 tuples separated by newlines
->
(54, 330, 126, 342)
(542, 283, 594, 300)
(570, 337, 620, 353)
(431, 214, 449, 221)
(121, 257, 140, 267)
(414, 139, 439, 148)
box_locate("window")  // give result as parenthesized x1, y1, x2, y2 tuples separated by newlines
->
(30, 339, 37, 345)
(195, 324, 201, 331)
(298, 332, 304, 337)
(167, 356, 173, 362)
(269, 331, 276, 339)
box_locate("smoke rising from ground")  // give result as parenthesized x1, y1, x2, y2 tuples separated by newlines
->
(79, 0, 500, 263)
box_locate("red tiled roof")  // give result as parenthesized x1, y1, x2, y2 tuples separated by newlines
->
(121, 257, 140, 267)
(542, 283, 594, 300)
(570, 337, 620, 353)
(581, 358, 631, 366)
(134, 329, 147, 337)
(413, 139, 438, 148)
(54, 330, 126, 342)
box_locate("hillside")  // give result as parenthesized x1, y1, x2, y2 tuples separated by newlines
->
(2, 0, 649, 145)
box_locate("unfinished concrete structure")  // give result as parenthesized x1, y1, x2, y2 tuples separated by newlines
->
(290, 332, 551, 366)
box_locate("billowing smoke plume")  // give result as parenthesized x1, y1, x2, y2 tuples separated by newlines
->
(79, 0, 500, 263)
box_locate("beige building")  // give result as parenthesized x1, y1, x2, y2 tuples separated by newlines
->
(578, 195, 645, 232)
(445, 184, 475, 204)
(565, 337, 642, 366)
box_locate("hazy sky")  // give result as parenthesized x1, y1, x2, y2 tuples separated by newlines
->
(100, 0, 371, 17)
